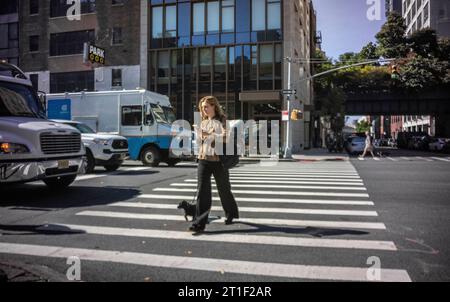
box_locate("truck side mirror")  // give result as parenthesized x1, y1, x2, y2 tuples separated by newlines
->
(38, 91, 47, 113)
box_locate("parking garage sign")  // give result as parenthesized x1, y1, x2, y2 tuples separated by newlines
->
(83, 43, 105, 65)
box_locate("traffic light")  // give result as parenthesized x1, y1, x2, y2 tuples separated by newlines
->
(390, 64, 400, 80)
(290, 109, 303, 121)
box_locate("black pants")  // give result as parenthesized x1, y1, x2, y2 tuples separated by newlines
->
(194, 160, 239, 227)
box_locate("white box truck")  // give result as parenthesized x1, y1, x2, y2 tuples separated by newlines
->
(46, 90, 182, 167)
(0, 61, 86, 188)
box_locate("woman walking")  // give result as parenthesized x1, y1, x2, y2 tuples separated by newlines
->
(189, 96, 239, 233)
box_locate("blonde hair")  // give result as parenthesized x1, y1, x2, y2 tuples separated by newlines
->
(198, 96, 226, 122)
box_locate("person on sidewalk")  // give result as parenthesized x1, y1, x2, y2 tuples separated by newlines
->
(359, 131, 376, 158)
(189, 96, 239, 233)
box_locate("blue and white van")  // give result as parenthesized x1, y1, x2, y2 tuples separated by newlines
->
(46, 90, 181, 167)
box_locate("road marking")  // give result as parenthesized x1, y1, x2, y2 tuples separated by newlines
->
(431, 157, 450, 162)
(0, 243, 410, 281)
(138, 194, 375, 206)
(373, 158, 380, 161)
(234, 169, 357, 174)
(415, 156, 433, 162)
(400, 157, 411, 161)
(184, 179, 364, 186)
(386, 157, 398, 161)
(230, 171, 359, 176)
(170, 183, 367, 191)
(110, 202, 378, 217)
(55, 224, 395, 251)
(76, 211, 385, 230)
(76, 167, 153, 181)
(153, 187, 370, 198)
(227, 177, 364, 182)
(230, 174, 362, 179)
(358, 158, 365, 161)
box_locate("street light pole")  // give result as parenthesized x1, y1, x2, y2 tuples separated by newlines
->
(284, 57, 293, 159)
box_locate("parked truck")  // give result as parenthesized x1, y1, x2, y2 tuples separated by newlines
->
(0, 61, 86, 188)
(46, 90, 181, 167)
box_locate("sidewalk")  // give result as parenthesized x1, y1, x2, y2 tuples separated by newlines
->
(0, 261, 68, 282)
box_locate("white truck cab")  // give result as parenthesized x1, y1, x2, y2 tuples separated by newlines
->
(52, 120, 128, 173)
(0, 61, 86, 188)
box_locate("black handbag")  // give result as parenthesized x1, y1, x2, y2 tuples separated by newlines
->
(219, 128, 239, 170)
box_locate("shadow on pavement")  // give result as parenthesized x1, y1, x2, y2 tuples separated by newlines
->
(0, 224, 86, 236)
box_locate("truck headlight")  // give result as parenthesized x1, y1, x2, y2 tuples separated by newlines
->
(0, 142, 30, 154)
(93, 138, 109, 145)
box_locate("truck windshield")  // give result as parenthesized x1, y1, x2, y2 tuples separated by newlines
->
(151, 104, 170, 124)
(0, 81, 45, 118)
(163, 106, 176, 123)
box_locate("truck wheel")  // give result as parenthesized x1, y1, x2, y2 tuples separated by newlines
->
(104, 164, 121, 172)
(86, 149, 95, 174)
(43, 175, 77, 189)
(141, 146, 161, 167)
(166, 159, 181, 167)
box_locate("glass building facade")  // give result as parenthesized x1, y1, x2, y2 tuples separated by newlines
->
(148, 0, 283, 123)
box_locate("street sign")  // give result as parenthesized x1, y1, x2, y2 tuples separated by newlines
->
(83, 43, 106, 65)
(281, 89, 296, 95)
(282, 110, 289, 121)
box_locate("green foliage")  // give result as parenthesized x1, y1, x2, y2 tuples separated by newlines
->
(355, 120, 371, 133)
(375, 12, 408, 58)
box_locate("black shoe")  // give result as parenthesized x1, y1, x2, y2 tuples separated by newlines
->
(225, 218, 234, 225)
(188, 224, 205, 232)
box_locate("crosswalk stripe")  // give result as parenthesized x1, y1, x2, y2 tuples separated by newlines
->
(109, 202, 378, 217)
(138, 194, 375, 206)
(400, 157, 411, 161)
(386, 157, 398, 161)
(75, 167, 153, 181)
(153, 188, 370, 198)
(373, 158, 380, 161)
(233, 169, 357, 174)
(184, 179, 364, 186)
(230, 172, 359, 176)
(0, 243, 410, 281)
(227, 177, 364, 182)
(55, 224, 395, 251)
(415, 156, 433, 162)
(170, 183, 367, 191)
(228, 174, 361, 179)
(76, 211, 386, 230)
(431, 157, 450, 162)
(358, 157, 364, 161)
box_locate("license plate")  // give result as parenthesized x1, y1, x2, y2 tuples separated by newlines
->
(57, 160, 70, 169)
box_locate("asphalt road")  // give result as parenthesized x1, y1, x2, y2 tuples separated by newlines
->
(0, 151, 449, 282)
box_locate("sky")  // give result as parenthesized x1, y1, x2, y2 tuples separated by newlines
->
(312, 0, 388, 123)
(312, 0, 387, 60)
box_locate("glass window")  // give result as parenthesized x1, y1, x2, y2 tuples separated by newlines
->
(30, 0, 39, 15)
(424, 2, 429, 22)
(267, 0, 281, 30)
(152, 6, 163, 38)
(165, 5, 177, 37)
(207, 1, 220, 33)
(178, 2, 190, 38)
(49, 30, 95, 56)
(112, 27, 123, 44)
(200, 48, 212, 82)
(274, 43, 282, 89)
(112, 69, 122, 87)
(251, 45, 257, 81)
(214, 47, 227, 81)
(193, 3, 205, 34)
(29, 35, 39, 52)
(121, 106, 142, 126)
(222, 0, 235, 32)
(259, 44, 273, 90)
(252, 0, 266, 31)
(228, 46, 235, 81)
(50, 71, 94, 93)
(158, 51, 170, 84)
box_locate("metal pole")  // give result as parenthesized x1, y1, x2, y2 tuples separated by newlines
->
(284, 57, 292, 159)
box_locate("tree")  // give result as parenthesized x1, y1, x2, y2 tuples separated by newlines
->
(407, 29, 439, 58)
(355, 120, 371, 133)
(400, 56, 450, 90)
(376, 12, 408, 58)
(359, 42, 379, 60)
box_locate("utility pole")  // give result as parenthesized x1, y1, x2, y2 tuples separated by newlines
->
(284, 57, 293, 159)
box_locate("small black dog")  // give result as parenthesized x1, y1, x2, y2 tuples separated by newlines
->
(177, 200, 197, 221)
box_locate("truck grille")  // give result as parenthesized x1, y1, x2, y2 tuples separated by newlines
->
(112, 139, 128, 149)
(40, 132, 81, 155)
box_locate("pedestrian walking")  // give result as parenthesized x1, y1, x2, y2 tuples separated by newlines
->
(189, 96, 239, 233)
(359, 131, 376, 158)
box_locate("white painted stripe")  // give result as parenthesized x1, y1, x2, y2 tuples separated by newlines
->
(76, 211, 386, 230)
(228, 177, 364, 182)
(386, 157, 398, 161)
(110, 202, 378, 217)
(231, 174, 362, 179)
(431, 157, 450, 162)
(234, 169, 357, 174)
(373, 158, 380, 161)
(59, 224, 395, 251)
(231, 171, 359, 176)
(184, 179, 364, 186)
(0, 243, 410, 281)
(400, 157, 411, 161)
(75, 167, 152, 181)
(170, 183, 367, 191)
(138, 194, 375, 206)
(153, 187, 370, 198)
(415, 156, 433, 162)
